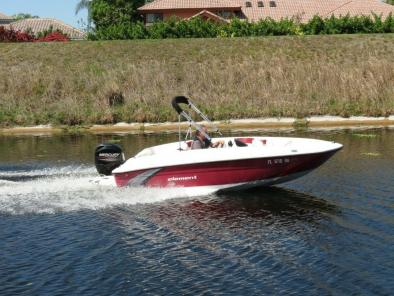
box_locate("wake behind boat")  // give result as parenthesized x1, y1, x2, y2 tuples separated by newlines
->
(91, 96, 342, 193)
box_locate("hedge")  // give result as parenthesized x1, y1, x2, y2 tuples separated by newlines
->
(88, 13, 394, 40)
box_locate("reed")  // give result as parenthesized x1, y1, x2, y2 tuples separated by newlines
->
(0, 34, 393, 126)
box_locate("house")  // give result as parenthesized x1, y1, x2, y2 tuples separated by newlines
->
(0, 12, 14, 25)
(138, 0, 394, 24)
(138, 0, 243, 24)
(4, 18, 86, 40)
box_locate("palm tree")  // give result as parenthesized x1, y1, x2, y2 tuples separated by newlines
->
(76, 0, 93, 32)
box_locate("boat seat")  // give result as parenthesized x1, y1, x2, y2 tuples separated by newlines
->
(234, 138, 249, 147)
(177, 140, 193, 151)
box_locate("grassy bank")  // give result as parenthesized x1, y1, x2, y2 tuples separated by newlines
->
(1, 34, 394, 126)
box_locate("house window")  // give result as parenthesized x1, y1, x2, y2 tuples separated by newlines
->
(269, 1, 276, 7)
(245, 1, 252, 7)
(218, 11, 233, 19)
(146, 13, 163, 23)
(258, 1, 264, 7)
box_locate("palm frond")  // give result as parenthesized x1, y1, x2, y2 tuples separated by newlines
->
(75, 0, 91, 15)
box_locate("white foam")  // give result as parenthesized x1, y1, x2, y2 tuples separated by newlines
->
(0, 172, 199, 215)
(0, 165, 95, 178)
(0, 180, 16, 186)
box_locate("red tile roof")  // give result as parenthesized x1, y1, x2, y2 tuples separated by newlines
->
(242, 0, 394, 22)
(327, 0, 394, 18)
(5, 18, 86, 40)
(138, 0, 394, 22)
(0, 12, 13, 20)
(139, 0, 241, 11)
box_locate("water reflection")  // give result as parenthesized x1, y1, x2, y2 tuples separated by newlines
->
(108, 186, 339, 247)
(147, 187, 338, 230)
(102, 188, 345, 296)
(217, 187, 338, 219)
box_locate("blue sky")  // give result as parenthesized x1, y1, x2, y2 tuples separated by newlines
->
(1, 0, 87, 29)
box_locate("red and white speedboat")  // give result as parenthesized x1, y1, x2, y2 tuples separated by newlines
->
(93, 97, 342, 193)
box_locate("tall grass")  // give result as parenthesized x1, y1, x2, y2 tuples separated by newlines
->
(0, 34, 393, 126)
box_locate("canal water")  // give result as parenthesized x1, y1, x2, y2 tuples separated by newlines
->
(0, 128, 393, 295)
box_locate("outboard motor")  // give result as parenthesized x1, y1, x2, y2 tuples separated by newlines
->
(95, 143, 125, 176)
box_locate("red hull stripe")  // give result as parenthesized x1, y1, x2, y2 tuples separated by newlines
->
(114, 150, 337, 188)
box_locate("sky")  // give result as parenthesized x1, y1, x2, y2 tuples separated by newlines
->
(1, 0, 88, 29)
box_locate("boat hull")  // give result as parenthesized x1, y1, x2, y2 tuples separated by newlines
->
(113, 149, 338, 190)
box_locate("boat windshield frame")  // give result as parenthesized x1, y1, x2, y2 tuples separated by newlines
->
(171, 96, 222, 150)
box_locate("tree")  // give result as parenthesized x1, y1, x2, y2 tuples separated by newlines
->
(12, 13, 39, 20)
(90, 0, 145, 30)
(76, 0, 93, 32)
(385, 0, 394, 5)
(76, 0, 92, 13)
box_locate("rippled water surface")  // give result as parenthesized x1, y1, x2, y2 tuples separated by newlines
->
(1, 128, 393, 295)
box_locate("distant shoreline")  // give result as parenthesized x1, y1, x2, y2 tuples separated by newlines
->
(2, 116, 393, 135)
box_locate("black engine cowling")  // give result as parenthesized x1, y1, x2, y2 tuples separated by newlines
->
(95, 143, 125, 176)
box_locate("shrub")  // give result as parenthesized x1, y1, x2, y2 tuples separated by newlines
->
(35, 31, 70, 42)
(0, 26, 34, 42)
(383, 13, 394, 32)
(89, 14, 394, 41)
(0, 26, 70, 42)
